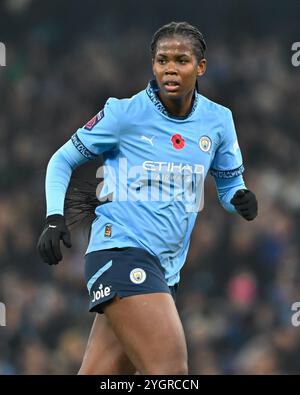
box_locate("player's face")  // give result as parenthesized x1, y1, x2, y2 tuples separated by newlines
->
(152, 36, 206, 100)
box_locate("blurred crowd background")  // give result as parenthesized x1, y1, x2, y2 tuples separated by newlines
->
(1, 0, 300, 374)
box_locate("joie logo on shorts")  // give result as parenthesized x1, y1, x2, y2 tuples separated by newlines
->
(130, 268, 147, 284)
(91, 284, 111, 302)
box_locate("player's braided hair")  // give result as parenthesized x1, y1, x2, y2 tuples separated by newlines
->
(150, 21, 207, 62)
(64, 178, 98, 230)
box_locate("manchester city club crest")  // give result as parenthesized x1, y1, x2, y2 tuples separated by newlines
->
(130, 268, 147, 284)
(199, 136, 212, 152)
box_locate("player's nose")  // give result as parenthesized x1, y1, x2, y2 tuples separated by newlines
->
(165, 67, 177, 75)
(164, 60, 177, 74)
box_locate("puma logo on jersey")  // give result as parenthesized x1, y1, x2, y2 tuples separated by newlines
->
(141, 135, 155, 146)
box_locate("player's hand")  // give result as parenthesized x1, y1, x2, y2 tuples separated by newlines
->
(230, 189, 258, 221)
(37, 214, 72, 265)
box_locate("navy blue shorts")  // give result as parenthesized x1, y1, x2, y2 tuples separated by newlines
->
(85, 247, 178, 314)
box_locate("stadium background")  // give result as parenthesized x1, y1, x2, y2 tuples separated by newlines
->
(1, 0, 300, 374)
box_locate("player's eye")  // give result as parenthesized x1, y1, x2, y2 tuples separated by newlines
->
(157, 58, 167, 64)
(179, 59, 188, 64)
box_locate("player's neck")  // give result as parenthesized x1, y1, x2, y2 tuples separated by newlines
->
(158, 90, 194, 117)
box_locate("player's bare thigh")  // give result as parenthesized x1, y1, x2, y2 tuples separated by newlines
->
(78, 313, 136, 375)
(103, 293, 188, 375)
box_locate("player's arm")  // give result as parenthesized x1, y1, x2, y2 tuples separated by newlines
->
(37, 98, 122, 265)
(210, 108, 258, 221)
(37, 141, 87, 265)
(213, 174, 257, 220)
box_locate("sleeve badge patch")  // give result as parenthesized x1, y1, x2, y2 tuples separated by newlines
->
(83, 109, 104, 130)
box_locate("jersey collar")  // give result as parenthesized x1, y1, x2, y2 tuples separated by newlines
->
(146, 79, 199, 120)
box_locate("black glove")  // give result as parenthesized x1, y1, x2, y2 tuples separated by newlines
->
(37, 214, 72, 265)
(230, 189, 258, 221)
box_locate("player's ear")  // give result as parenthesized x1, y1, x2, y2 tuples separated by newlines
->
(197, 58, 207, 77)
(152, 58, 156, 76)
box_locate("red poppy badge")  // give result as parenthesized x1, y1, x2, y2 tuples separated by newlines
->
(171, 134, 185, 149)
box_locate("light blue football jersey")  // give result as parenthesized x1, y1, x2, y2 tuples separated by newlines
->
(67, 80, 244, 285)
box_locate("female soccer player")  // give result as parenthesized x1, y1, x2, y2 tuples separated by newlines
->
(37, 22, 257, 375)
